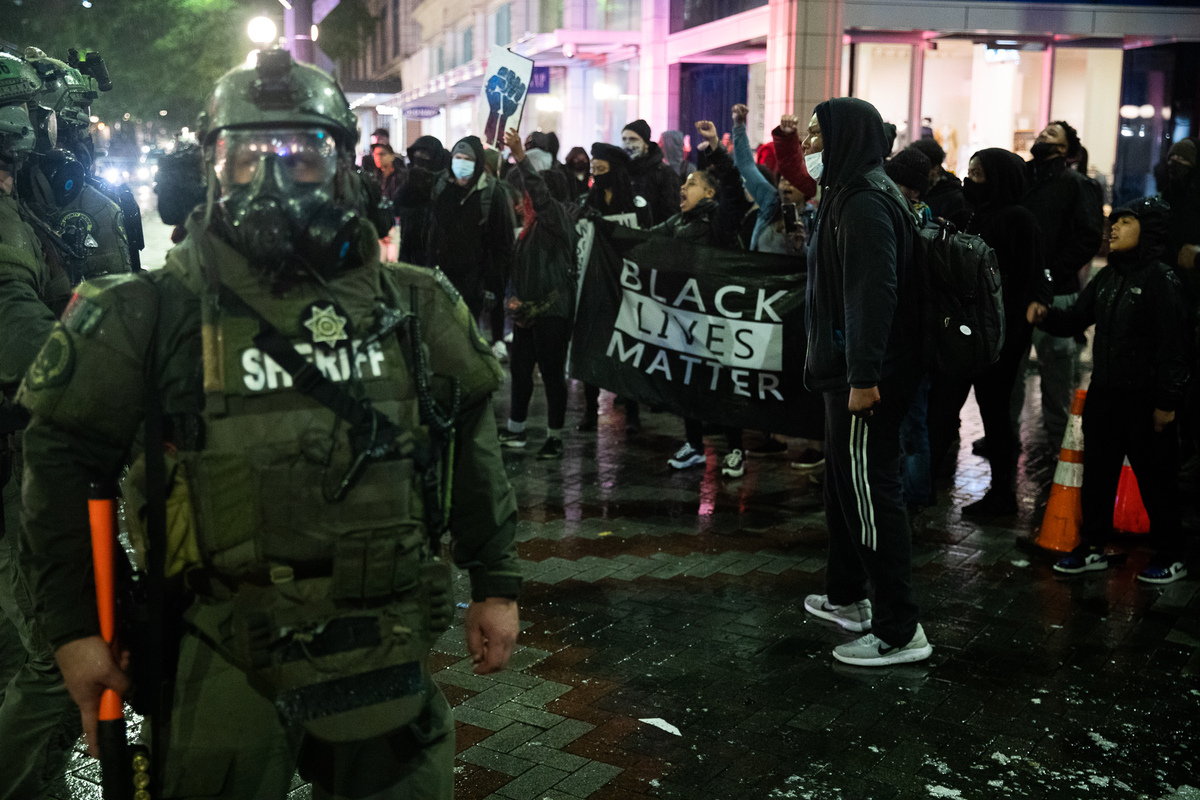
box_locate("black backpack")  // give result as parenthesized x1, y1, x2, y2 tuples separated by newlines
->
(833, 174, 1005, 378)
(914, 219, 1005, 377)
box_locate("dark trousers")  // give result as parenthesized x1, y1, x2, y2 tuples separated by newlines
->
(1080, 387, 1183, 560)
(683, 419, 741, 451)
(510, 317, 570, 430)
(583, 384, 639, 421)
(928, 326, 1031, 493)
(823, 368, 921, 647)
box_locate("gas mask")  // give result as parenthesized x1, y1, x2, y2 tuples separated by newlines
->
(0, 104, 36, 169)
(29, 148, 86, 206)
(215, 127, 362, 285)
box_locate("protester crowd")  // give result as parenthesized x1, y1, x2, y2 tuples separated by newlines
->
(363, 102, 1197, 663)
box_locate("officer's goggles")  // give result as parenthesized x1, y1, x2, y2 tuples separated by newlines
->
(214, 128, 337, 188)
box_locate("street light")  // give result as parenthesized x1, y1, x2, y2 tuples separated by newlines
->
(247, 16, 278, 45)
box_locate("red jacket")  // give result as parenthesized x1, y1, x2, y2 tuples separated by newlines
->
(772, 125, 817, 200)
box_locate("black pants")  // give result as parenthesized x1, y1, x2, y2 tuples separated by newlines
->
(1080, 387, 1183, 560)
(823, 368, 921, 647)
(583, 384, 639, 421)
(683, 419, 741, 451)
(510, 317, 570, 430)
(928, 325, 1031, 493)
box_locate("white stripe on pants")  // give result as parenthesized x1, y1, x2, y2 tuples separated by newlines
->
(850, 415, 878, 550)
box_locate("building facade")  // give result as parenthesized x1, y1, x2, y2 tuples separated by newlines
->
(293, 0, 1200, 199)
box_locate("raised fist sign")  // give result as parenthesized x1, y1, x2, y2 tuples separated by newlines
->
(484, 66, 527, 146)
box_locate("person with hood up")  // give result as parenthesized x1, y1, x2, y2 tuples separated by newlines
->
(1029, 196, 1190, 584)
(661, 130, 696, 184)
(525, 130, 572, 191)
(798, 97, 933, 667)
(496, 129, 579, 460)
(564, 146, 591, 201)
(580, 142, 645, 433)
(1160, 138, 1200, 285)
(908, 138, 970, 229)
(395, 134, 447, 264)
(622, 119, 682, 226)
(1017, 120, 1105, 447)
(412, 135, 516, 320)
(927, 149, 1052, 516)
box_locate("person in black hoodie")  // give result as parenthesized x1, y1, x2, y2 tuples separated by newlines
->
(395, 134, 447, 264)
(496, 129, 578, 460)
(908, 138, 970, 229)
(1018, 120, 1105, 446)
(405, 135, 515, 319)
(926, 148, 1052, 516)
(580, 142, 644, 433)
(622, 119, 681, 226)
(799, 97, 932, 667)
(1030, 197, 1190, 584)
(564, 146, 591, 202)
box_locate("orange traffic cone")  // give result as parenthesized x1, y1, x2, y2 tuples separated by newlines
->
(1035, 388, 1087, 552)
(1113, 457, 1150, 534)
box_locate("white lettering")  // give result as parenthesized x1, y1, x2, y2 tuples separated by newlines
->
(368, 343, 386, 377)
(314, 347, 341, 381)
(755, 288, 787, 323)
(264, 354, 293, 390)
(679, 354, 702, 385)
(649, 269, 667, 303)
(672, 278, 706, 313)
(241, 349, 266, 391)
(644, 349, 673, 380)
(707, 360, 722, 391)
(731, 369, 752, 397)
(714, 286, 746, 319)
(758, 373, 784, 401)
(620, 260, 642, 290)
(606, 330, 645, 368)
(338, 350, 352, 382)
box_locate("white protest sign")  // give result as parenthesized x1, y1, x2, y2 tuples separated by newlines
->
(477, 46, 535, 150)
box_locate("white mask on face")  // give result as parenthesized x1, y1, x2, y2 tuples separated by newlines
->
(805, 151, 824, 182)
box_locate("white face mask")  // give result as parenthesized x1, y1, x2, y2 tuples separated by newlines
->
(805, 151, 824, 182)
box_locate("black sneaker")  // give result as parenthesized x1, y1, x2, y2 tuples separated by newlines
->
(748, 437, 788, 457)
(971, 437, 989, 457)
(537, 437, 564, 460)
(497, 429, 527, 448)
(1053, 547, 1111, 575)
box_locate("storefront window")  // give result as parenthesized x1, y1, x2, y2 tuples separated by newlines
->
(585, 0, 640, 31)
(540, 0, 564, 33)
(670, 0, 766, 34)
(588, 59, 640, 145)
(851, 44, 911, 144)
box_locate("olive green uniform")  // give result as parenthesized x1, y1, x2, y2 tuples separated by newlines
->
(0, 189, 79, 799)
(18, 213, 521, 798)
(52, 181, 133, 281)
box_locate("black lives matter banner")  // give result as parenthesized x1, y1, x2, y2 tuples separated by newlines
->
(570, 224, 811, 434)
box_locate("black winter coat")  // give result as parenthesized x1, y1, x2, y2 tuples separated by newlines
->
(628, 142, 682, 227)
(925, 171, 970, 230)
(1022, 157, 1104, 295)
(805, 98, 920, 392)
(646, 146, 744, 248)
(1041, 252, 1189, 410)
(507, 158, 578, 322)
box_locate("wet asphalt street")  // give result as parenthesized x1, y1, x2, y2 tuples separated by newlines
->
(48, 227, 1200, 799)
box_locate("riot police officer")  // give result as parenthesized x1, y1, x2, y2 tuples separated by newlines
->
(19, 47, 140, 281)
(18, 49, 520, 798)
(0, 49, 80, 800)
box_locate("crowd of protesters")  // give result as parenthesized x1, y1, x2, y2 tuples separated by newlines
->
(366, 102, 1199, 645)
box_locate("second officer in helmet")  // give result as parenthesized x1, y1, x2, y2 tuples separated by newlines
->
(18, 48, 521, 798)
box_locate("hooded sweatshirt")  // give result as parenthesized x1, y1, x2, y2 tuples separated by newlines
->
(660, 130, 695, 182)
(1040, 196, 1189, 409)
(628, 141, 681, 227)
(427, 135, 515, 313)
(805, 97, 919, 392)
(1022, 150, 1104, 295)
(963, 148, 1052, 336)
(396, 135, 447, 263)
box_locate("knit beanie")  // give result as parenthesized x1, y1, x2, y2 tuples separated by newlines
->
(885, 148, 933, 195)
(909, 138, 946, 169)
(622, 119, 652, 145)
(451, 140, 476, 160)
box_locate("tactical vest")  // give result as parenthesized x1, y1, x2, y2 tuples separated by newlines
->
(128, 246, 455, 742)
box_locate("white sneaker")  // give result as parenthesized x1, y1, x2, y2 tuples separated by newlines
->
(668, 442, 705, 469)
(491, 340, 509, 363)
(832, 623, 932, 667)
(804, 594, 872, 632)
(721, 449, 745, 478)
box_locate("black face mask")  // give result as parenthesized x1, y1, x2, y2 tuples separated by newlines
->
(222, 155, 361, 290)
(592, 171, 615, 191)
(961, 177, 992, 208)
(1168, 160, 1193, 185)
(1030, 142, 1063, 162)
(567, 159, 588, 174)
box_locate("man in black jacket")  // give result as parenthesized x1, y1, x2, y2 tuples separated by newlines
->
(622, 119, 681, 226)
(1030, 197, 1190, 584)
(396, 135, 447, 264)
(800, 98, 932, 667)
(1019, 120, 1104, 446)
(908, 138, 970, 229)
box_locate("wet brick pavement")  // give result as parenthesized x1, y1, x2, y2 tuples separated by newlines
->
(52, 355, 1200, 799)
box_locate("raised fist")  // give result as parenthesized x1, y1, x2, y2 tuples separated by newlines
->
(780, 114, 800, 135)
(695, 120, 719, 145)
(732, 104, 749, 124)
(487, 67, 526, 118)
